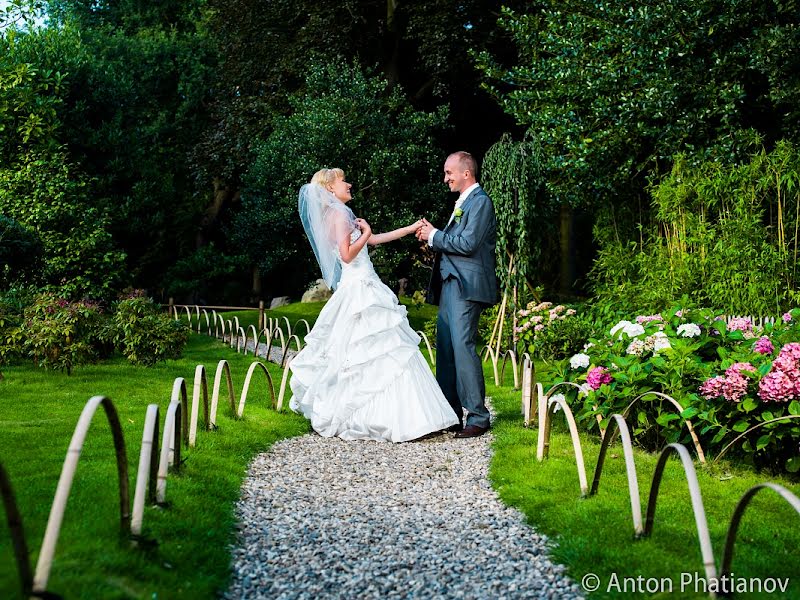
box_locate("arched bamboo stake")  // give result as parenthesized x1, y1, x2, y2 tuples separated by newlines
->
(500, 349, 519, 388)
(245, 325, 259, 355)
(156, 400, 183, 504)
(712, 415, 800, 465)
(643, 444, 717, 588)
(235, 326, 246, 352)
(202, 309, 210, 335)
(415, 330, 435, 366)
(277, 357, 293, 411)
(255, 327, 274, 358)
(521, 360, 534, 426)
(272, 327, 287, 357)
(482, 345, 500, 386)
(131, 404, 160, 536)
(233, 316, 241, 334)
(282, 316, 291, 337)
(537, 391, 589, 496)
(209, 360, 237, 425)
(183, 305, 191, 324)
(189, 365, 210, 447)
(1, 462, 33, 597)
(211, 310, 219, 337)
(226, 320, 234, 345)
(281, 335, 302, 367)
(237, 362, 277, 416)
(720, 483, 800, 576)
(622, 391, 706, 464)
(590, 414, 644, 537)
(33, 396, 130, 593)
(170, 378, 190, 447)
(295, 318, 311, 337)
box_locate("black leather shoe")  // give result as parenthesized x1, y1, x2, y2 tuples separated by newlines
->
(446, 423, 463, 433)
(454, 424, 489, 438)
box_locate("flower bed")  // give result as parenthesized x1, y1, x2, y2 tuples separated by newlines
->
(551, 307, 800, 474)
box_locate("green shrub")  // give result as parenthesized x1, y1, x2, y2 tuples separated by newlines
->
(21, 292, 108, 374)
(110, 293, 188, 366)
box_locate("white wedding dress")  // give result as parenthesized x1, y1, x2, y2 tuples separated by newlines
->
(289, 230, 459, 442)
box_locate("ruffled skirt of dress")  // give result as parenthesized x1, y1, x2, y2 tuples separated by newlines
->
(289, 272, 458, 442)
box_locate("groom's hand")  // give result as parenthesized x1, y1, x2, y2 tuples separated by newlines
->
(416, 218, 435, 242)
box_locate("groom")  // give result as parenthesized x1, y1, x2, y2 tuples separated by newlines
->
(416, 151, 498, 438)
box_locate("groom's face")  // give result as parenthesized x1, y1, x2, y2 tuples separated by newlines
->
(443, 157, 468, 194)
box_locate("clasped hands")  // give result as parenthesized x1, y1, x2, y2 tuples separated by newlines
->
(413, 218, 435, 242)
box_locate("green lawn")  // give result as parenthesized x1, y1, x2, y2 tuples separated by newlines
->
(5, 297, 798, 599)
(486, 362, 800, 599)
(0, 335, 309, 599)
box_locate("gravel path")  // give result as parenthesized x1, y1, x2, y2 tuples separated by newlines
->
(224, 426, 585, 599)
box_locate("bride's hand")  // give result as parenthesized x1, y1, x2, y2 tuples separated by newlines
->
(405, 219, 424, 235)
(356, 218, 372, 236)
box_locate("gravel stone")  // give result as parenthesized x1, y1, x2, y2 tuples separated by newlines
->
(224, 409, 584, 599)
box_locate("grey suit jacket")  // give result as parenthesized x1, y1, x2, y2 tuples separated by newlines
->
(427, 185, 499, 306)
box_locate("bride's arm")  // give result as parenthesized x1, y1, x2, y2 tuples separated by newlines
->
(337, 217, 371, 263)
(367, 220, 423, 246)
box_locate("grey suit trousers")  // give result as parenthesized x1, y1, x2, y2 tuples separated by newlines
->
(436, 276, 490, 428)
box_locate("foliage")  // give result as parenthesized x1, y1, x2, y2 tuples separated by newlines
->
(477, 1, 800, 215)
(481, 132, 549, 299)
(591, 141, 800, 314)
(232, 60, 446, 294)
(20, 291, 108, 374)
(0, 214, 43, 286)
(552, 306, 800, 473)
(110, 292, 188, 366)
(164, 244, 247, 303)
(0, 149, 126, 298)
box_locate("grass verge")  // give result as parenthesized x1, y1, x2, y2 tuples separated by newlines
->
(0, 335, 309, 599)
(485, 362, 800, 599)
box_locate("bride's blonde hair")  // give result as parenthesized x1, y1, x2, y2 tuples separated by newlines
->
(311, 168, 344, 190)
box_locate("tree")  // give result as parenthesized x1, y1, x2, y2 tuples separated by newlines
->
(477, 0, 800, 240)
(230, 61, 447, 297)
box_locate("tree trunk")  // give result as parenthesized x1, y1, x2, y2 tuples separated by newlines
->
(196, 177, 239, 248)
(559, 202, 575, 296)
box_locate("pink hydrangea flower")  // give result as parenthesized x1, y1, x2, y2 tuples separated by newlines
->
(699, 362, 755, 402)
(758, 342, 800, 402)
(753, 336, 774, 355)
(783, 312, 792, 323)
(727, 317, 753, 333)
(586, 366, 613, 390)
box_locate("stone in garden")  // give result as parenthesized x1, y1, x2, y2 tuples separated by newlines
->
(269, 296, 291, 309)
(301, 279, 332, 303)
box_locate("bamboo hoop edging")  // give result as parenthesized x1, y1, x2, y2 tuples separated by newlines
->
(590, 413, 644, 536)
(237, 361, 277, 416)
(712, 415, 800, 466)
(0, 462, 33, 597)
(720, 483, 800, 576)
(33, 396, 131, 593)
(209, 359, 237, 425)
(415, 330, 435, 366)
(131, 404, 160, 536)
(622, 391, 706, 464)
(170, 378, 190, 447)
(156, 399, 183, 504)
(500, 349, 519, 389)
(277, 356, 293, 411)
(189, 365, 210, 447)
(537, 387, 590, 496)
(644, 443, 717, 587)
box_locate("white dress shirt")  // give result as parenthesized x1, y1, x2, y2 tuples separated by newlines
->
(428, 182, 480, 247)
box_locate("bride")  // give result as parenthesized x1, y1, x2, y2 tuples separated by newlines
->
(289, 168, 459, 442)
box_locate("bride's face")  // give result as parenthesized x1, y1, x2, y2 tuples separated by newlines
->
(328, 176, 352, 203)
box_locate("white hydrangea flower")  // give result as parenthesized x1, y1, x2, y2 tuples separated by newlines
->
(677, 323, 701, 338)
(626, 339, 645, 356)
(569, 352, 591, 369)
(610, 320, 645, 338)
(578, 383, 592, 397)
(548, 393, 565, 412)
(651, 331, 672, 353)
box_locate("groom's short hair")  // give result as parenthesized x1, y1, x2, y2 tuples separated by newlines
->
(448, 151, 478, 179)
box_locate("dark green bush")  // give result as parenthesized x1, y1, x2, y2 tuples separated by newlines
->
(110, 294, 188, 366)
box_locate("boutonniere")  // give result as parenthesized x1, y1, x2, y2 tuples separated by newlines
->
(454, 207, 464, 224)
